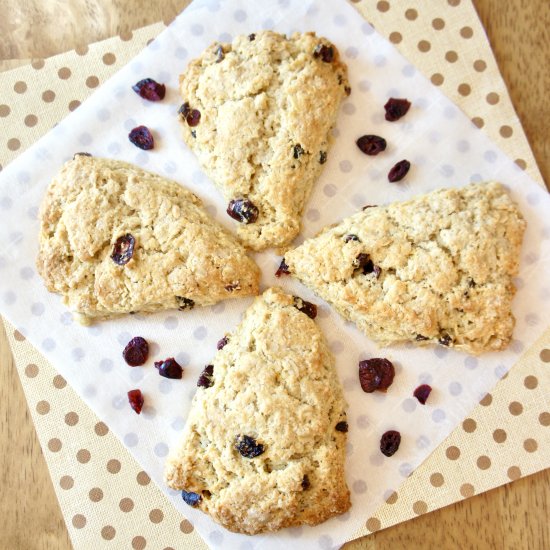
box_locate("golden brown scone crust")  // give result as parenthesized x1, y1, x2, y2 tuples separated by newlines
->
(285, 182, 526, 355)
(37, 155, 260, 323)
(178, 31, 349, 251)
(164, 287, 350, 534)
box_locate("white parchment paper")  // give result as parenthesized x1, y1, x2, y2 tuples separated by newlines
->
(1, 0, 549, 548)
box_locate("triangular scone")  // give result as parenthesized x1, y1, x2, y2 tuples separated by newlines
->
(178, 31, 349, 251)
(285, 183, 526, 355)
(164, 287, 350, 534)
(37, 155, 260, 323)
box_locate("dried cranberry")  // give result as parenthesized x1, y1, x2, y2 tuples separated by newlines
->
(438, 334, 452, 346)
(301, 475, 311, 490)
(127, 389, 144, 414)
(415, 334, 429, 341)
(335, 421, 348, 433)
(356, 135, 387, 156)
(111, 234, 135, 265)
(217, 336, 229, 350)
(380, 430, 401, 457)
(154, 357, 183, 379)
(215, 45, 224, 63)
(313, 43, 334, 63)
(197, 365, 214, 388)
(128, 126, 154, 150)
(384, 98, 411, 121)
(178, 102, 190, 118)
(73, 152, 92, 159)
(186, 109, 201, 127)
(275, 258, 290, 277)
(122, 337, 149, 366)
(414, 384, 432, 405)
(235, 435, 265, 458)
(293, 296, 317, 319)
(181, 490, 201, 507)
(227, 198, 259, 224)
(388, 160, 410, 182)
(293, 144, 305, 158)
(319, 151, 327, 164)
(344, 234, 360, 243)
(225, 282, 241, 292)
(359, 358, 395, 393)
(176, 297, 195, 311)
(353, 253, 370, 270)
(248, 33, 256, 41)
(132, 78, 166, 101)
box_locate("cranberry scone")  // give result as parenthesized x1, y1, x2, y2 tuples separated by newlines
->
(37, 155, 260, 324)
(284, 183, 526, 355)
(164, 287, 351, 534)
(177, 31, 350, 251)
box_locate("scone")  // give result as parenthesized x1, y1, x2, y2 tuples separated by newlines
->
(37, 155, 260, 324)
(164, 287, 350, 534)
(178, 31, 350, 251)
(284, 182, 526, 355)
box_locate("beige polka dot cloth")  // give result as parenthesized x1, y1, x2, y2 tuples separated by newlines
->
(1, 1, 548, 548)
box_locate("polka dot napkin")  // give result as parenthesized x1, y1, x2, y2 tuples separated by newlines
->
(1, 1, 548, 549)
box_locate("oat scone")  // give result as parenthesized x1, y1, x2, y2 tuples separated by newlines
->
(164, 287, 350, 534)
(37, 155, 260, 323)
(284, 182, 526, 355)
(178, 31, 350, 251)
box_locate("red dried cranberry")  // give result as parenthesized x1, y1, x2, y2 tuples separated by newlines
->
(359, 358, 395, 393)
(127, 389, 144, 414)
(388, 159, 410, 182)
(176, 297, 195, 311)
(215, 45, 224, 62)
(353, 253, 370, 270)
(217, 336, 229, 350)
(122, 336, 149, 366)
(73, 152, 92, 159)
(128, 125, 154, 150)
(438, 334, 452, 346)
(154, 357, 183, 379)
(132, 78, 166, 101)
(293, 296, 317, 319)
(197, 365, 214, 388)
(186, 109, 201, 127)
(344, 234, 360, 243)
(181, 490, 201, 507)
(227, 198, 259, 224)
(384, 98, 411, 121)
(335, 421, 349, 433)
(275, 258, 290, 277)
(414, 384, 432, 405)
(356, 135, 387, 156)
(313, 43, 334, 62)
(293, 144, 305, 158)
(111, 234, 135, 265)
(235, 435, 265, 458)
(319, 151, 327, 164)
(380, 430, 401, 457)
(301, 475, 311, 490)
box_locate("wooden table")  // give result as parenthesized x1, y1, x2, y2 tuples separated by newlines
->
(1, 1, 548, 549)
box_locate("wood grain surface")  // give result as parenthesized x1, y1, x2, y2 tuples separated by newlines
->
(0, 1, 548, 549)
